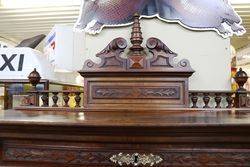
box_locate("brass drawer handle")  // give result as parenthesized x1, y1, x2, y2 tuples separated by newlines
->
(110, 153, 163, 166)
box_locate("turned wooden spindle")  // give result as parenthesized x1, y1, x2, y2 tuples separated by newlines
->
(41, 92, 49, 107)
(74, 92, 81, 108)
(52, 92, 59, 107)
(128, 13, 146, 69)
(28, 68, 41, 106)
(214, 93, 222, 108)
(226, 93, 233, 108)
(63, 92, 70, 107)
(191, 93, 198, 108)
(203, 93, 210, 108)
(130, 13, 143, 53)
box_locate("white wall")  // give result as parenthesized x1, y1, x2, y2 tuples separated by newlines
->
(83, 19, 231, 91)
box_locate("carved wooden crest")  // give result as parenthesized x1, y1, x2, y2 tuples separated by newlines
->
(80, 14, 195, 110)
(81, 14, 194, 75)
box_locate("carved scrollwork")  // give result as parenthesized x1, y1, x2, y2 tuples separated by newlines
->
(145, 38, 193, 72)
(81, 36, 194, 72)
(82, 38, 128, 71)
(97, 37, 127, 55)
(140, 88, 178, 97)
(95, 88, 133, 98)
(177, 59, 191, 68)
(146, 38, 176, 68)
(81, 36, 194, 73)
(146, 37, 176, 55)
(110, 153, 163, 166)
(93, 86, 180, 99)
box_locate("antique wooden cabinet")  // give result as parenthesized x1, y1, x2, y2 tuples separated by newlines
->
(0, 109, 250, 167)
(3, 14, 250, 167)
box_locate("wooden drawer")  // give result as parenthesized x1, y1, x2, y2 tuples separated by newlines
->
(2, 141, 250, 167)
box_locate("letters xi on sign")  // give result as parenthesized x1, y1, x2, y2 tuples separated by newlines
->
(0, 54, 24, 71)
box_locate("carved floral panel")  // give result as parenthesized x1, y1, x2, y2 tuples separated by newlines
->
(92, 86, 180, 99)
(3, 146, 250, 166)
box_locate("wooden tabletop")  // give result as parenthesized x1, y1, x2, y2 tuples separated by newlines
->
(0, 109, 250, 127)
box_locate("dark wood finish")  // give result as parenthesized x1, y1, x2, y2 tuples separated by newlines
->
(234, 68, 248, 92)
(22, 90, 84, 108)
(74, 92, 81, 107)
(0, 109, 250, 166)
(13, 106, 250, 112)
(63, 92, 70, 107)
(214, 93, 222, 108)
(41, 92, 49, 107)
(226, 92, 234, 108)
(52, 92, 59, 107)
(79, 15, 194, 111)
(202, 93, 210, 108)
(189, 91, 236, 109)
(237, 92, 250, 108)
(191, 92, 198, 108)
(28, 68, 41, 89)
(129, 13, 143, 54)
(234, 68, 249, 108)
(3, 85, 9, 110)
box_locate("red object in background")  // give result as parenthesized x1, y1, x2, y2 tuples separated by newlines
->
(51, 41, 55, 50)
(231, 67, 237, 75)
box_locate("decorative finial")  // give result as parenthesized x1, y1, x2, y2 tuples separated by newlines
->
(130, 13, 143, 53)
(28, 68, 41, 90)
(234, 68, 248, 91)
(128, 13, 146, 69)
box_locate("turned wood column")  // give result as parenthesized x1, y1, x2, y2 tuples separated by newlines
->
(28, 68, 41, 106)
(191, 93, 198, 108)
(63, 92, 70, 107)
(74, 92, 81, 108)
(214, 93, 222, 108)
(41, 92, 49, 107)
(128, 13, 146, 69)
(226, 93, 233, 108)
(52, 92, 59, 107)
(234, 68, 248, 108)
(203, 93, 210, 108)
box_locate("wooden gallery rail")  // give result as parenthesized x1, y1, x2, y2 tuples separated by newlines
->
(15, 67, 250, 109)
(189, 67, 250, 109)
(28, 90, 84, 108)
(189, 91, 234, 108)
(25, 90, 248, 109)
(14, 68, 84, 109)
